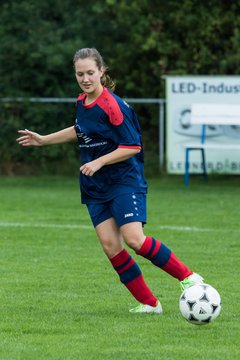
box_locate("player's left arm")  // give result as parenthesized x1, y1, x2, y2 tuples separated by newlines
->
(80, 96, 142, 177)
(80, 147, 140, 177)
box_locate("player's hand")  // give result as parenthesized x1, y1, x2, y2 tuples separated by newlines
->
(80, 159, 103, 176)
(16, 129, 44, 146)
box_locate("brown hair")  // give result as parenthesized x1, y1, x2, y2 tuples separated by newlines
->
(73, 48, 115, 91)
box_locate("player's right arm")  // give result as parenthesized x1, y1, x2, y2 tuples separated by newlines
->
(16, 126, 77, 146)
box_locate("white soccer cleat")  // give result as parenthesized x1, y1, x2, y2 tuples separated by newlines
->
(129, 300, 163, 314)
(180, 273, 204, 291)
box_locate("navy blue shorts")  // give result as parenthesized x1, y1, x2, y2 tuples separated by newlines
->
(87, 192, 147, 227)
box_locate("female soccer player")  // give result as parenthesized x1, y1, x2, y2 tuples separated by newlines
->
(17, 48, 203, 314)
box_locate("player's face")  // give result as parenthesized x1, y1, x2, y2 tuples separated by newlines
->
(75, 58, 104, 97)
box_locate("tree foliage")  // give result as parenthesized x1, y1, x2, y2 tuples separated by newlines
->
(1, 0, 240, 174)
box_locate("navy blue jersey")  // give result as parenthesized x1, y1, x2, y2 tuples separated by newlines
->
(74, 87, 147, 203)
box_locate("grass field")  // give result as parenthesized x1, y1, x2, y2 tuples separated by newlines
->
(0, 175, 239, 360)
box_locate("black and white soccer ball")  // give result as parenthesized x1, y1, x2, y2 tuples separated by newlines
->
(179, 283, 221, 325)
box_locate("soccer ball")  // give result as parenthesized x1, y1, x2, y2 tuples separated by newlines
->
(179, 283, 221, 325)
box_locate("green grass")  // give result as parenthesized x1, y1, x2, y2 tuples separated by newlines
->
(0, 175, 239, 360)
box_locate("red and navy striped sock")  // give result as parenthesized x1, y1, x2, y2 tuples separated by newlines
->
(136, 236, 192, 281)
(110, 249, 157, 306)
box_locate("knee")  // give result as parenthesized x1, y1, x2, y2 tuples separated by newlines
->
(100, 238, 123, 259)
(124, 235, 145, 252)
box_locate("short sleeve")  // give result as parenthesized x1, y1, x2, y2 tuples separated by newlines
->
(97, 89, 142, 149)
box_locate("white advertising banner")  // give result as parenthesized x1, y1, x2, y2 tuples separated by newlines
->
(165, 76, 240, 174)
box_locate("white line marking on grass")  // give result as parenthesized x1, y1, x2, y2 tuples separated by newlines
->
(0, 221, 93, 230)
(159, 225, 211, 232)
(158, 225, 240, 233)
(0, 221, 239, 233)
